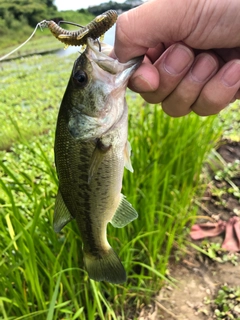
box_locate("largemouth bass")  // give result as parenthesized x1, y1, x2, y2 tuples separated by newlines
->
(54, 38, 142, 284)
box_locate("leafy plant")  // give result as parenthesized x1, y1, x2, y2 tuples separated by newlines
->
(215, 160, 240, 182)
(205, 284, 240, 319)
(218, 101, 240, 142)
(207, 149, 240, 205)
(199, 241, 238, 266)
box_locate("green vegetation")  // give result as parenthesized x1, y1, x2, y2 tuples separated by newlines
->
(205, 285, 240, 319)
(0, 50, 226, 318)
(3, 3, 237, 317)
(0, 0, 56, 49)
(203, 147, 240, 210)
(196, 241, 238, 266)
(0, 0, 94, 51)
(219, 102, 240, 141)
(0, 53, 74, 149)
(0, 0, 140, 54)
(58, 9, 93, 25)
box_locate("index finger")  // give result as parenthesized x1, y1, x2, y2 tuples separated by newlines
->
(113, 0, 190, 62)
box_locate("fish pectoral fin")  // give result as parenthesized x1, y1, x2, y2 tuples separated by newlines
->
(88, 139, 112, 183)
(124, 140, 134, 172)
(53, 190, 74, 232)
(110, 194, 138, 228)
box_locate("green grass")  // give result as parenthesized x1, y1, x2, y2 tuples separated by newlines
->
(0, 52, 225, 318)
(0, 52, 75, 150)
(0, 33, 64, 61)
(218, 102, 240, 141)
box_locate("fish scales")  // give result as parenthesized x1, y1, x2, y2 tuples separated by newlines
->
(54, 38, 142, 283)
(55, 109, 127, 249)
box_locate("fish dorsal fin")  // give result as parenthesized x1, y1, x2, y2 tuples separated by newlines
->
(124, 140, 133, 172)
(88, 139, 111, 183)
(110, 194, 138, 228)
(53, 190, 74, 232)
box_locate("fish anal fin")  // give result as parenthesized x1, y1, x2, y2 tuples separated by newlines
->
(124, 140, 133, 172)
(88, 139, 111, 183)
(53, 190, 74, 232)
(110, 194, 138, 228)
(84, 247, 126, 284)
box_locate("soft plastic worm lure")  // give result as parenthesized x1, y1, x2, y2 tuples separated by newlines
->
(42, 10, 118, 46)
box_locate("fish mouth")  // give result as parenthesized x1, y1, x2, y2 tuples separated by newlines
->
(85, 37, 143, 77)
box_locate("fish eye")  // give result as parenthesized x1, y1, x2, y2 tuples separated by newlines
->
(73, 70, 88, 87)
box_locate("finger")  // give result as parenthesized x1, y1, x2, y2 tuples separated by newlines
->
(235, 89, 240, 99)
(114, 0, 194, 62)
(162, 53, 219, 117)
(191, 60, 240, 115)
(128, 62, 160, 92)
(140, 44, 195, 104)
(145, 43, 166, 63)
(127, 45, 166, 92)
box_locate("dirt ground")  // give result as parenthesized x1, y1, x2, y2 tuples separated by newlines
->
(138, 141, 240, 320)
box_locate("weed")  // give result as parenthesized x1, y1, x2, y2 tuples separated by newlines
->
(199, 241, 238, 266)
(207, 150, 240, 206)
(215, 160, 240, 182)
(205, 284, 240, 319)
(218, 101, 240, 142)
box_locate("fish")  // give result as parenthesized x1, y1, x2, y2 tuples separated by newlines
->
(53, 37, 143, 284)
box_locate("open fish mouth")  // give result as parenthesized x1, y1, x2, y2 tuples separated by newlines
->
(67, 37, 144, 141)
(85, 37, 143, 76)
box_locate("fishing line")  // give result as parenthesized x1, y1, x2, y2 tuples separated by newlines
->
(0, 21, 46, 62)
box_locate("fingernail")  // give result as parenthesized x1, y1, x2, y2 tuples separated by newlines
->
(164, 44, 193, 75)
(131, 75, 155, 92)
(221, 61, 240, 87)
(191, 55, 217, 82)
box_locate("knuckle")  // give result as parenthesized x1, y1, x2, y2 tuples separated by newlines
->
(162, 100, 190, 117)
(191, 98, 227, 116)
(192, 86, 236, 116)
(140, 92, 161, 104)
(115, 14, 132, 47)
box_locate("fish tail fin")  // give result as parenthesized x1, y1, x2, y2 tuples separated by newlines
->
(84, 248, 126, 284)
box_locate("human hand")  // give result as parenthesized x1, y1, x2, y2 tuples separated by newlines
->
(114, 0, 240, 116)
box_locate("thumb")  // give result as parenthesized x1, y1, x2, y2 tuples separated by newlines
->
(114, 0, 194, 62)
